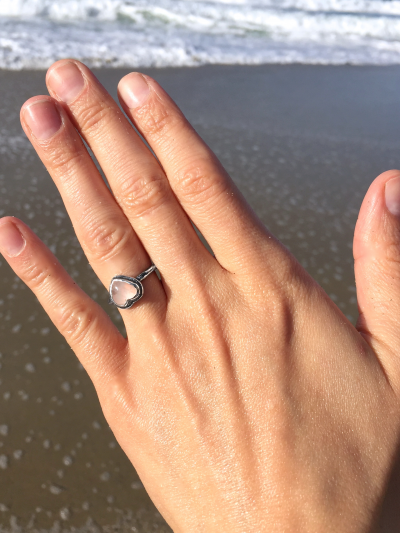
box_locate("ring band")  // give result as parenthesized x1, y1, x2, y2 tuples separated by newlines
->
(109, 264, 157, 309)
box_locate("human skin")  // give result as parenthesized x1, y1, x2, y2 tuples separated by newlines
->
(0, 60, 400, 532)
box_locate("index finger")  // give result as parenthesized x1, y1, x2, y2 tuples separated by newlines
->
(118, 73, 285, 274)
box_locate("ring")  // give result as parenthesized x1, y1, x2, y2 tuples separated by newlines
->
(109, 264, 157, 309)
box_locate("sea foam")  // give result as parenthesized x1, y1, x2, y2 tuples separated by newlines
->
(1, 0, 400, 69)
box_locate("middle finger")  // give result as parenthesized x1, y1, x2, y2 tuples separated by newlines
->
(46, 60, 213, 288)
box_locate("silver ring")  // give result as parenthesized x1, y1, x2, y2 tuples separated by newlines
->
(109, 264, 157, 309)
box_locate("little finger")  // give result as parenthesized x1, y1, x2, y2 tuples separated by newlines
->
(0, 217, 128, 383)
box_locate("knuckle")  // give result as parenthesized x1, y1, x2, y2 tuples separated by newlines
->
(176, 163, 223, 205)
(262, 259, 320, 340)
(46, 143, 86, 176)
(247, 272, 294, 331)
(77, 100, 116, 135)
(57, 301, 98, 347)
(245, 250, 306, 304)
(101, 377, 133, 419)
(83, 216, 133, 263)
(117, 173, 170, 218)
(21, 261, 51, 290)
(137, 100, 181, 140)
(275, 255, 305, 291)
(276, 259, 314, 308)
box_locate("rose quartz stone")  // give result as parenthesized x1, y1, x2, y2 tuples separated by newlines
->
(111, 280, 138, 307)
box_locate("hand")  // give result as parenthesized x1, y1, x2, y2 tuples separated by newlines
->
(1, 59, 400, 532)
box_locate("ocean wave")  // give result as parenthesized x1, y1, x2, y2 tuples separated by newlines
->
(3, 0, 400, 19)
(1, 0, 400, 68)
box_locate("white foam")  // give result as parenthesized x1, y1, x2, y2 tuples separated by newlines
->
(1, 0, 400, 68)
(0, 455, 8, 469)
(3, 0, 400, 19)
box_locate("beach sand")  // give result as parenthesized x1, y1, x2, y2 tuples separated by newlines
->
(1, 64, 400, 531)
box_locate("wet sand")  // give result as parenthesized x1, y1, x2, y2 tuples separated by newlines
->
(1, 64, 400, 531)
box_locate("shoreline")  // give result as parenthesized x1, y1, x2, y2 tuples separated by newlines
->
(3, 63, 400, 142)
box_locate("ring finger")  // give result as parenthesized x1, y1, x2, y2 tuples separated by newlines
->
(20, 95, 165, 319)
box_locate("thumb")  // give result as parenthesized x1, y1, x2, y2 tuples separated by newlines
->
(354, 169, 400, 384)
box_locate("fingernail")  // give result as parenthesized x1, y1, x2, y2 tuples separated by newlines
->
(385, 176, 400, 217)
(119, 73, 150, 109)
(0, 220, 26, 257)
(24, 100, 62, 141)
(48, 62, 85, 104)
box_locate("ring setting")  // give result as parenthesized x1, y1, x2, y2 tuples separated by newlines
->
(109, 264, 157, 309)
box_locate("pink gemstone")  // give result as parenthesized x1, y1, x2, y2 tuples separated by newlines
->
(111, 280, 138, 307)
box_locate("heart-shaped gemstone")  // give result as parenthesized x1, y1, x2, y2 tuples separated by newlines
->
(111, 279, 139, 307)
